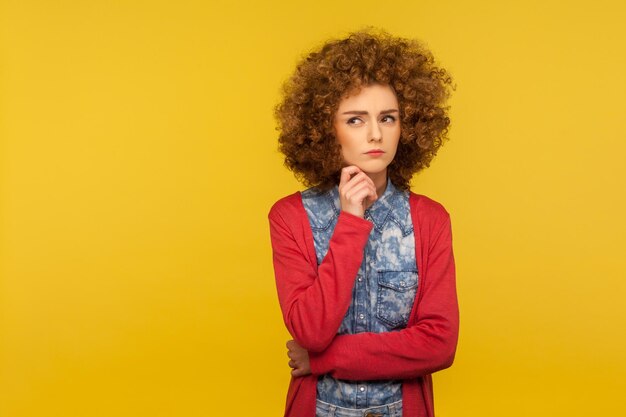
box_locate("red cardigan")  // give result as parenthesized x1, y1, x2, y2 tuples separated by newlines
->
(268, 190, 459, 417)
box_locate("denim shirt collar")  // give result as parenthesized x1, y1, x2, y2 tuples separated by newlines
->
(309, 177, 410, 234)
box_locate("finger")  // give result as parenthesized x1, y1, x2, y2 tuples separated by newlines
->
(345, 181, 376, 202)
(344, 183, 369, 203)
(343, 173, 375, 193)
(286, 340, 294, 349)
(345, 170, 374, 186)
(339, 173, 370, 198)
(355, 187, 378, 209)
(339, 166, 361, 188)
(343, 171, 368, 186)
(287, 351, 295, 359)
(342, 173, 376, 195)
(288, 360, 296, 368)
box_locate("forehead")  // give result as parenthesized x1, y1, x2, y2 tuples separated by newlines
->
(337, 84, 398, 109)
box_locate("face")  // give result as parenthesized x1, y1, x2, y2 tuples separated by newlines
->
(333, 83, 401, 176)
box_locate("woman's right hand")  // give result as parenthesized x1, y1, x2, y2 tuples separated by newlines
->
(338, 166, 377, 218)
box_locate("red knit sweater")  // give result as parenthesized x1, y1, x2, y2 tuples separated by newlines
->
(268, 191, 459, 417)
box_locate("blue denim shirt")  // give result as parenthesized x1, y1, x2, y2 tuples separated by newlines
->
(301, 178, 418, 409)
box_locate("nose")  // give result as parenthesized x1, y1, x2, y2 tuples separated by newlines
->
(368, 121, 382, 142)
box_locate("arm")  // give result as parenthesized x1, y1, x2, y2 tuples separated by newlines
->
(269, 166, 377, 353)
(308, 213, 459, 380)
(269, 204, 373, 352)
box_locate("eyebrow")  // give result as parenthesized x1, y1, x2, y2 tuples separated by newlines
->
(341, 109, 399, 115)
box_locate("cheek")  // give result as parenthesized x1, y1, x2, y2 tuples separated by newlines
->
(394, 125, 402, 142)
(335, 127, 357, 150)
(384, 126, 401, 144)
(388, 132, 401, 157)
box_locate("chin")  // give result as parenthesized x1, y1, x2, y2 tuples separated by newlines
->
(355, 162, 391, 175)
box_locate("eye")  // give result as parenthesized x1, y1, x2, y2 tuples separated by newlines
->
(381, 115, 396, 123)
(347, 117, 363, 125)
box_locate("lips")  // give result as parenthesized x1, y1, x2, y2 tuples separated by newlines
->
(365, 149, 385, 155)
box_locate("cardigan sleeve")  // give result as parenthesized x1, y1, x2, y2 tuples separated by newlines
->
(269, 200, 373, 352)
(308, 212, 459, 379)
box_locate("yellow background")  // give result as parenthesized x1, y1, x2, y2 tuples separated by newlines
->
(1, 0, 625, 416)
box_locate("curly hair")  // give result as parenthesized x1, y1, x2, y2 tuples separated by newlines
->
(274, 29, 454, 191)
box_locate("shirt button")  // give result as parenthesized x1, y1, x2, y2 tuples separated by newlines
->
(359, 386, 365, 392)
(358, 277, 363, 282)
(400, 281, 405, 287)
(359, 313, 365, 320)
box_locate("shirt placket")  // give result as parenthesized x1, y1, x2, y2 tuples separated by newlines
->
(354, 209, 375, 407)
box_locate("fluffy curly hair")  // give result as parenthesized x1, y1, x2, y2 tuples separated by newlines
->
(274, 29, 454, 191)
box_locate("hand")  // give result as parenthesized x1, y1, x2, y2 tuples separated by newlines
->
(338, 166, 377, 218)
(286, 339, 311, 377)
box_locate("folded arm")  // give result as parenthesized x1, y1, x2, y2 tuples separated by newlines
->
(269, 204, 373, 352)
(308, 213, 459, 380)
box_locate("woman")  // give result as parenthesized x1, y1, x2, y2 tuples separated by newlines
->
(268, 29, 459, 417)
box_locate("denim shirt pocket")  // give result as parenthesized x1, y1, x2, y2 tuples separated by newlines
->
(376, 270, 418, 329)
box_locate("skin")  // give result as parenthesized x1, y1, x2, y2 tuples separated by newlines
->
(287, 339, 311, 377)
(334, 83, 401, 217)
(286, 83, 401, 377)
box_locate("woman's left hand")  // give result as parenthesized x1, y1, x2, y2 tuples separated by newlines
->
(286, 339, 311, 377)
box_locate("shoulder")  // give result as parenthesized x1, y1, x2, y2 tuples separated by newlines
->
(408, 192, 451, 223)
(408, 192, 454, 247)
(268, 191, 305, 222)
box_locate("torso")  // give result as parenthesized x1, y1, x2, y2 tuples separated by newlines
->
(301, 179, 418, 408)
